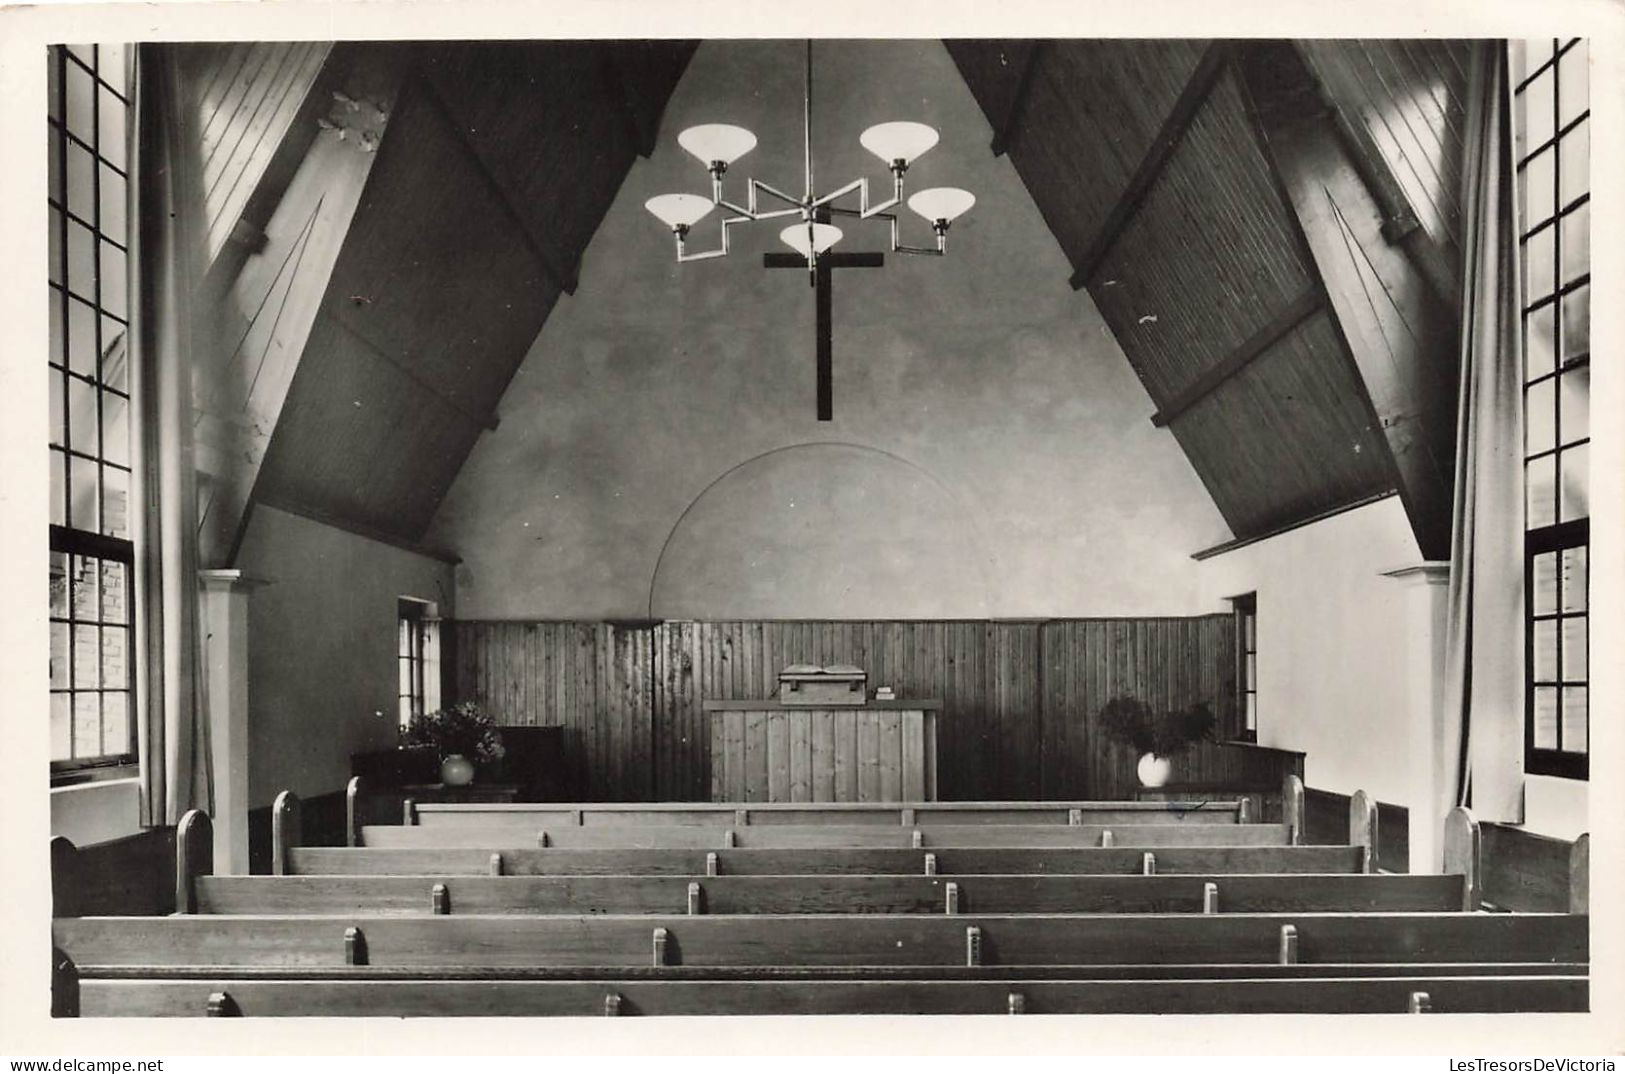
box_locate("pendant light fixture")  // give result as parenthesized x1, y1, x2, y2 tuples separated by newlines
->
(645, 41, 975, 282)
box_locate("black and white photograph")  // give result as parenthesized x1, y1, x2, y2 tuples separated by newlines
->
(0, 0, 1620, 1059)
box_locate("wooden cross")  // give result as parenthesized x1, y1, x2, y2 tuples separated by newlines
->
(764, 244, 884, 421)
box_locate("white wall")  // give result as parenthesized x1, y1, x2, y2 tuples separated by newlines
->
(428, 40, 1230, 621)
(1197, 497, 1420, 804)
(1197, 495, 1588, 841)
(49, 778, 142, 845)
(236, 506, 455, 806)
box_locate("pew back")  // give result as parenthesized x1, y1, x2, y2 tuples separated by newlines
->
(193, 872, 1470, 917)
(56, 911, 1587, 969)
(357, 823, 1295, 850)
(404, 800, 1245, 829)
(286, 844, 1367, 877)
(73, 973, 1588, 1017)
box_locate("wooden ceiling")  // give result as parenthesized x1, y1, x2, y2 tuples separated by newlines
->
(248, 41, 695, 547)
(948, 39, 1469, 556)
(225, 37, 1469, 560)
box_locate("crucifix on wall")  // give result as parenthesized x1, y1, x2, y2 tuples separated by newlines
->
(764, 225, 884, 422)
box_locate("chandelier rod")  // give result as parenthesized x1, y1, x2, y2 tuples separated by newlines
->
(803, 39, 814, 203)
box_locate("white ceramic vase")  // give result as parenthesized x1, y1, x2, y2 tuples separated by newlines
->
(440, 753, 476, 787)
(1136, 752, 1172, 788)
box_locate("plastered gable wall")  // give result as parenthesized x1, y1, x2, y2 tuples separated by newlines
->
(429, 40, 1229, 620)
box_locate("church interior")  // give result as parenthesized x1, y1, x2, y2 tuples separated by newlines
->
(29, 30, 1605, 1024)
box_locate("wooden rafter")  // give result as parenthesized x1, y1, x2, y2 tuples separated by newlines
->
(990, 41, 1046, 157)
(1233, 41, 1458, 561)
(1301, 46, 1463, 311)
(1150, 290, 1323, 428)
(1069, 40, 1231, 291)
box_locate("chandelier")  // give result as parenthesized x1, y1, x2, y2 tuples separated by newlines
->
(644, 41, 976, 283)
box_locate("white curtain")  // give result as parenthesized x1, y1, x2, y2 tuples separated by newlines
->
(130, 44, 213, 825)
(1441, 41, 1524, 824)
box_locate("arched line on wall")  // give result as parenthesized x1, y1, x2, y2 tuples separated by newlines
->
(645, 440, 1000, 619)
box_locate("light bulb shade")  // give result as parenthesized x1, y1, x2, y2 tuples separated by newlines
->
(779, 222, 843, 258)
(645, 193, 715, 229)
(907, 187, 976, 225)
(860, 121, 939, 165)
(678, 124, 757, 167)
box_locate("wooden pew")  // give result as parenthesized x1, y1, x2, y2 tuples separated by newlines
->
(355, 822, 1297, 850)
(401, 798, 1248, 829)
(54, 910, 1588, 969)
(69, 971, 1587, 1017)
(287, 843, 1368, 877)
(192, 871, 1471, 916)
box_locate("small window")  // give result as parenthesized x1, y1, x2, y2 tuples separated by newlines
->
(1231, 593, 1257, 743)
(397, 598, 441, 730)
(1513, 39, 1590, 780)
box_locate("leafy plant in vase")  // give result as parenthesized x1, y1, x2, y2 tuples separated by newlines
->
(1097, 697, 1216, 788)
(401, 701, 505, 787)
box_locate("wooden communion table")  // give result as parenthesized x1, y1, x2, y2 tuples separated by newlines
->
(703, 699, 940, 803)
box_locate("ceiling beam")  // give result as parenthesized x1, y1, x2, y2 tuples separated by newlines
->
(329, 308, 501, 432)
(1069, 40, 1231, 291)
(411, 72, 580, 295)
(1234, 41, 1458, 561)
(990, 41, 1045, 157)
(1150, 289, 1323, 428)
(1191, 490, 1398, 561)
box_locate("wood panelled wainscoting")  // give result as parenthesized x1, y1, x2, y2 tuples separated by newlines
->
(448, 617, 1299, 803)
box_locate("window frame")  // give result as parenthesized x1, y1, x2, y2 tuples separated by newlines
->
(1513, 37, 1590, 781)
(1230, 592, 1258, 744)
(49, 43, 138, 780)
(398, 599, 429, 730)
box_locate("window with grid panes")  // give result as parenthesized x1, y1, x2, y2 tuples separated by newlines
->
(1513, 39, 1589, 780)
(1232, 593, 1257, 743)
(398, 599, 427, 730)
(48, 44, 136, 777)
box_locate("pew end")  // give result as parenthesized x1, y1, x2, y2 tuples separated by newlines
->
(1442, 807, 1483, 911)
(1283, 775, 1305, 846)
(271, 791, 301, 876)
(175, 810, 214, 914)
(51, 946, 79, 1018)
(1349, 790, 1377, 874)
(1569, 833, 1588, 915)
(51, 836, 81, 919)
(345, 777, 364, 848)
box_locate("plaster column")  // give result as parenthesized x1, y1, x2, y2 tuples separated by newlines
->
(199, 570, 271, 875)
(1381, 562, 1451, 873)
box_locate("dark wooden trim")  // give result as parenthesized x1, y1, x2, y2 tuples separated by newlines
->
(409, 71, 579, 295)
(1151, 290, 1322, 427)
(328, 308, 501, 432)
(248, 492, 462, 565)
(990, 41, 1046, 157)
(1070, 41, 1231, 290)
(1191, 491, 1398, 560)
